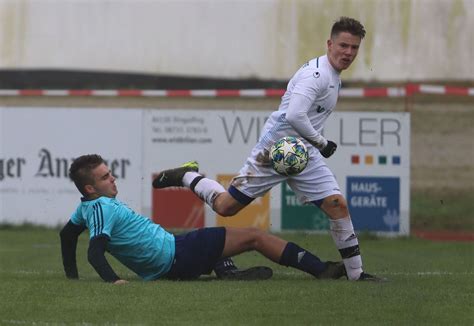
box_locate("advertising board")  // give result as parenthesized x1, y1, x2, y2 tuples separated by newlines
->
(1, 107, 409, 235)
(0, 107, 142, 226)
(142, 110, 410, 235)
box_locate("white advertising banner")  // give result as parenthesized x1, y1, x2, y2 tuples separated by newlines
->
(142, 109, 410, 235)
(0, 107, 142, 226)
(0, 107, 409, 235)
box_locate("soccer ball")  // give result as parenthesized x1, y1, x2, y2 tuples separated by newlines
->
(270, 136, 309, 176)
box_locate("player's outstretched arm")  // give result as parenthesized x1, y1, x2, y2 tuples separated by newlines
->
(59, 221, 86, 279)
(87, 236, 123, 283)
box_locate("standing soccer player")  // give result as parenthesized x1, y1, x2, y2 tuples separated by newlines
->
(154, 17, 384, 281)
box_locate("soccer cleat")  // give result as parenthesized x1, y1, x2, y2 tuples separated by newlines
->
(356, 272, 387, 282)
(152, 161, 199, 188)
(216, 266, 273, 281)
(316, 261, 347, 280)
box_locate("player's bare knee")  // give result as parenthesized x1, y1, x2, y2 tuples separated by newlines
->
(334, 195, 348, 208)
(323, 195, 349, 218)
(213, 193, 242, 217)
(246, 228, 266, 249)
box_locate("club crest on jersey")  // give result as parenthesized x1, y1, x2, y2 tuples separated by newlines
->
(316, 105, 326, 113)
(313, 71, 320, 78)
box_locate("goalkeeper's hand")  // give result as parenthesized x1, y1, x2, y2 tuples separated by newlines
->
(319, 140, 337, 158)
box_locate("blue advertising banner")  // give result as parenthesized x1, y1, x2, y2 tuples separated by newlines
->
(347, 176, 400, 232)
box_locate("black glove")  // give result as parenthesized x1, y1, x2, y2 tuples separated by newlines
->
(320, 140, 337, 158)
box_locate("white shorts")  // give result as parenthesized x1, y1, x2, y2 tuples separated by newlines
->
(230, 143, 342, 205)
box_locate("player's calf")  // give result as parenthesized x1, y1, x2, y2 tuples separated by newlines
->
(279, 242, 345, 279)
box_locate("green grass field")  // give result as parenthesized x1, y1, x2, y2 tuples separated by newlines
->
(411, 189, 474, 231)
(0, 228, 472, 325)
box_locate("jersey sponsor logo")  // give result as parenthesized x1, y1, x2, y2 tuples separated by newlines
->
(313, 71, 320, 78)
(316, 105, 326, 113)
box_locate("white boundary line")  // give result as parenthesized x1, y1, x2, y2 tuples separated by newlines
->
(3, 269, 472, 277)
(1, 320, 143, 326)
(275, 270, 474, 276)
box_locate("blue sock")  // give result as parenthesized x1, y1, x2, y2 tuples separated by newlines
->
(279, 242, 326, 277)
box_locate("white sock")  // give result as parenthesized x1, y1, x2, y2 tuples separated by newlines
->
(183, 172, 225, 207)
(183, 172, 201, 187)
(329, 217, 363, 280)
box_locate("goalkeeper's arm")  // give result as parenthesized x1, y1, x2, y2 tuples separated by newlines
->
(59, 221, 86, 279)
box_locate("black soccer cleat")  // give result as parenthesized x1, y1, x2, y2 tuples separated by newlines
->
(356, 272, 387, 282)
(216, 266, 273, 281)
(152, 161, 199, 189)
(316, 261, 347, 280)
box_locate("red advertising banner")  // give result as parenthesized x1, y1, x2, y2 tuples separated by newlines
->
(152, 187, 204, 229)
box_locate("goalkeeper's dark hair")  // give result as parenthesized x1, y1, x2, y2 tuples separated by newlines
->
(69, 154, 104, 196)
(331, 17, 366, 39)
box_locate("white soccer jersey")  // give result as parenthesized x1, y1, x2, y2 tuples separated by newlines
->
(232, 55, 343, 203)
(259, 54, 341, 153)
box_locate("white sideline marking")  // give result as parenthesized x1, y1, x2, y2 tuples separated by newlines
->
(1, 320, 144, 326)
(0, 269, 61, 275)
(0, 243, 59, 251)
(2, 269, 472, 277)
(276, 270, 474, 276)
(388, 271, 474, 276)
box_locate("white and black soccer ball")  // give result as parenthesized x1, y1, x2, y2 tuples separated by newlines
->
(270, 136, 309, 176)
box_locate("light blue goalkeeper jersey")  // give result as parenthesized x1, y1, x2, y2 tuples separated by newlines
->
(70, 196, 175, 281)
